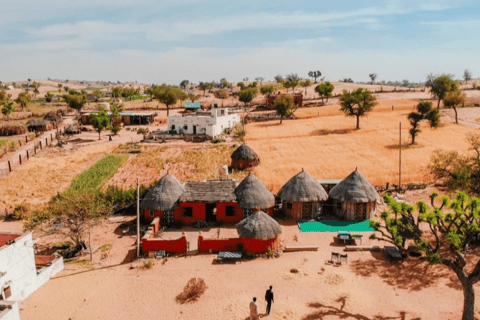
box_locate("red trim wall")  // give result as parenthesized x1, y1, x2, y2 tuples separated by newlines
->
(142, 236, 187, 253)
(198, 235, 279, 254)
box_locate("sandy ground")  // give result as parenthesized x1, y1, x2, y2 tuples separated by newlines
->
(3, 205, 477, 320)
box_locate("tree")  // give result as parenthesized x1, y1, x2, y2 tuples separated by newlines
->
(369, 73, 377, 84)
(58, 83, 63, 90)
(89, 110, 110, 140)
(464, 69, 472, 84)
(215, 89, 229, 99)
(238, 87, 257, 107)
(46, 189, 112, 247)
(243, 77, 249, 83)
(1, 101, 15, 121)
(92, 88, 104, 102)
(444, 89, 466, 124)
(300, 80, 311, 95)
(371, 192, 480, 320)
(63, 92, 88, 114)
(198, 82, 210, 96)
(237, 82, 245, 90)
(110, 103, 124, 135)
(45, 92, 54, 103)
(274, 75, 284, 83)
(315, 82, 335, 104)
(426, 74, 459, 108)
(179, 80, 190, 90)
(31, 81, 40, 97)
(15, 91, 31, 112)
(285, 74, 300, 93)
(220, 79, 229, 89)
(255, 77, 265, 87)
(260, 85, 275, 96)
(0, 89, 12, 103)
(339, 88, 377, 130)
(407, 101, 440, 145)
(275, 94, 294, 124)
(112, 86, 123, 98)
(137, 128, 149, 140)
(151, 85, 187, 116)
(308, 71, 321, 83)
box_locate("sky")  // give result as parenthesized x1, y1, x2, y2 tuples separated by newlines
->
(1, 0, 479, 84)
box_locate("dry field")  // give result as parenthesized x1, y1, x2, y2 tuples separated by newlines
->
(245, 99, 478, 192)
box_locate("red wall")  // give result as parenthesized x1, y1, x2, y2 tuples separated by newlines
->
(198, 235, 279, 254)
(252, 207, 274, 217)
(243, 238, 279, 254)
(177, 202, 205, 224)
(215, 202, 243, 223)
(142, 236, 187, 253)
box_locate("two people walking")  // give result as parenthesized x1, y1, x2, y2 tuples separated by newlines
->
(249, 286, 274, 319)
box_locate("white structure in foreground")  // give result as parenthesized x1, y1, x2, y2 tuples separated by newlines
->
(0, 232, 63, 320)
(167, 107, 240, 139)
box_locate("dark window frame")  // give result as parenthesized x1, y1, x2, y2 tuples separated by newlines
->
(183, 207, 193, 217)
(225, 206, 236, 217)
(286, 202, 293, 210)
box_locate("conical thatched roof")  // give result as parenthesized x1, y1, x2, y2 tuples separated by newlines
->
(236, 211, 282, 239)
(234, 174, 275, 209)
(140, 174, 185, 211)
(64, 125, 80, 134)
(329, 169, 380, 203)
(278, 169, 328, 202)
(231, 144, 260, 161)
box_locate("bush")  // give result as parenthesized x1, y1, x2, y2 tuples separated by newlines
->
(233, 123, 244, 136)
(143, 259, 154, 269)
(215, 89, 229, 99)
(210, 138, 225, 144)
(175, 278, 208, 304)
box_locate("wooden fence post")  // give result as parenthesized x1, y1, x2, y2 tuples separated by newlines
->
(40, 141, 42, 150)
(8, 161, 11, 172)
(18, 140, 22, 146)
(34, 145, 37, 154)
(25, 136, 28, 143)
(45, 138, 48, 146)
(19, 154, 22, 165)
(50, 133, 53, 141)
(27, 150, 29, 160)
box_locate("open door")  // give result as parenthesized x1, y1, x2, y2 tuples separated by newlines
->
(205, 203, 217, 222)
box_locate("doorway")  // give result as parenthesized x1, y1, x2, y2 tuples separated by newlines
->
(193, 125, 197, 134)
(205, 203, 217, 222)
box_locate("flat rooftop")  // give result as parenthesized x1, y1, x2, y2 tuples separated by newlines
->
(0, 232, 21, 247)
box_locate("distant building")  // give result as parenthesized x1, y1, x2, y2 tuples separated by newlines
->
(80, 111, 157, 126)
(167, 107, 240, 139)
(0, 232, 63, 320)
(184, 102, 202, 112)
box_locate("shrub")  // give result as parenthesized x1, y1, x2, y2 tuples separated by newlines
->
(143, 259, 154, 269)
(215, 89, 229, 99)
(211, 138, 225, 144)
(233, 123, 244, 136)
(175, 278, 208, 304)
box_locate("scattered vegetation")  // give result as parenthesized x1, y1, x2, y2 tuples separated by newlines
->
(339, 88, 377, 130)
(175, 278, 208, 304)
(143, 259, 154, 269)
(210, 138, 225, 144)
(408, 101, 440, 145)
(275, 94, 295, 124)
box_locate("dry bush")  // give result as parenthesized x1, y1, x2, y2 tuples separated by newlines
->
(143, 259, 154, 269)
(0, 122, 28, 136)
(175, 277, 208, 304)
(290, 268, 299, 273)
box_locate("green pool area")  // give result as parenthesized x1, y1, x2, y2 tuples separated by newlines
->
(298, 220, 374, 233)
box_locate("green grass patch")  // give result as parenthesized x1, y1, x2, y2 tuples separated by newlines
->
(64, 258, 93, 269)
(68, 154, 128, 191)
(97, 244, 112, 252)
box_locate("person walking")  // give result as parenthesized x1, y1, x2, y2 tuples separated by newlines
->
(265, 286, 274, 315)
(249, 297, 258, 320)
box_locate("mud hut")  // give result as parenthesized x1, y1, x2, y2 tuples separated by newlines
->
(278, 169, 328, 220)
(328, 169, 380, 221)
(236, 211, 282, 253)
(64, 125, 80, 135)
(234, 174, 275, 217)
(140, 174, 185, 225)
(27, 120, 52, 133)
(230, 144, 260, 170)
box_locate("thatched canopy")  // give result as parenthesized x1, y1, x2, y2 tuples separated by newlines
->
(231, 144, 260, 162)
(140, 174, 185, 211)
(234, 174, 275, 209)
(278, 169, 328, 202)
(180, 180, 237, 202)
(329, 169, 380, 203)
(27, 120, 49, 127)
(64, 125, 80, 135)
(236, 211, 282, 239)
(43, 112, 62, 122)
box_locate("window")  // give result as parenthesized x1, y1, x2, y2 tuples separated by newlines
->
(225, 206, 235, 217)
(337, 202, 342, 209)
(149, 210, 154, 217)
(171, 125, 175, 130)
(286, 203, 293, 210)
(184, 125, 188, 130)
(1, 285, 12, 300)
(183, 207, 193, 217)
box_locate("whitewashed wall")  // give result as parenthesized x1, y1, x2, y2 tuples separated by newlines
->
(36, 257, 64, 289)
(0, 301, 20, 320)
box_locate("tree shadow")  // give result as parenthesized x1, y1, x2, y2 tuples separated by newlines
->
(310, 128, 354, 136)
(302, 299, 421, 320)
(349, 251, 461, 292)
(384, 143, 423, 150)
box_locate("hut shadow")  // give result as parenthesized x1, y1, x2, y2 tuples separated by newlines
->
(113, 218, 137, 237)
(68, 138, 97, 144)
(121, 248, 137, 264)
(302, 299, 421, 320)
(349, 251, 461, 292)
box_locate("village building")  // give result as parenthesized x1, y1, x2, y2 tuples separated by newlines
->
(328, 169, 381, 220)
(167, 107, 240, 139)
(317, 179, 343, 215)
(234, 174, 275, 218)
(0, 232, 63, 320)
(184, 102, 202, 112)
(27, 120, 53, 133)
(230, 144, 260, 170)
(278, 169, 328, 220)
(266, 92, 303, 109)
(80, 111, 157, 126)
(236, 211, 282, 254)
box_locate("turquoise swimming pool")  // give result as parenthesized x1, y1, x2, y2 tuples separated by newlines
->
(298, 220, 374, 233)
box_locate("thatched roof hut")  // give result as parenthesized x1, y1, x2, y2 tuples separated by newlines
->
(278, 169, 328, 220)
(236, 211, 282, 239)
(234, 174, 275, 210)
(64, 125, 80, 135)
(231, 144, 260, 169)
(43, 111, 63, 123)
(27, 120, 52, 132)
(140, 174, 185, 211)
(0, 122, 27, 136)
(329, 169, 380, 220)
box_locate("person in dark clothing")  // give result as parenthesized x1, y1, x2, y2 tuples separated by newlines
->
(265, 286, 274, 315)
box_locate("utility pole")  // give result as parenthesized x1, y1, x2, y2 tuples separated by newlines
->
(399, 122, 402, 192)
(137, 178, 140, 258)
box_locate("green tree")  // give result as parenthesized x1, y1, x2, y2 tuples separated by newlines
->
(274, 75, 284, 83)
(152, 85, 187, 116)
(339, 88, 377, 129)
(0, 89, 12, 103)
(275, 94, 294, 124)
(371, 192, 480, 320)
(31, 81, 40, 97)
(464, 69, 472, 84)
(407, 101, 440, 145)
(444, 89, 466, 124)
(15, 90, 31, 112)
(198, 82, 210, 96)
(300, 80, 311, 95)
(110, 103, 124, 135)
(92, 88, 104, 102)
(89, 110, 110, 140)
(285, 74, 300, 93)
(1, 101, 15, 121)
(308, 71, 321, 83)
(45, 92, 54, 103)
(220, 78, 229, 89)
(137, 128, 149, 140)
(260, 85, 275, 96)
(426, 74, 460, 108)
(315, 82, 335, 104)
(63, 92, 88, 114)
(369, 73, 377, 84)
(237, 82, 245, 90)
(112, 86, 123, 98)
(179, 80, 190, 89)
(237, 87, 257, 107)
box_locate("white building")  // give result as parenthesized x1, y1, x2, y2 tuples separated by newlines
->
(167, 107, 240, 139)
(0, 232, 63, 320)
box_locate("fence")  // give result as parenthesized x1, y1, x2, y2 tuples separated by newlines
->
(0, 130, 62, 179)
